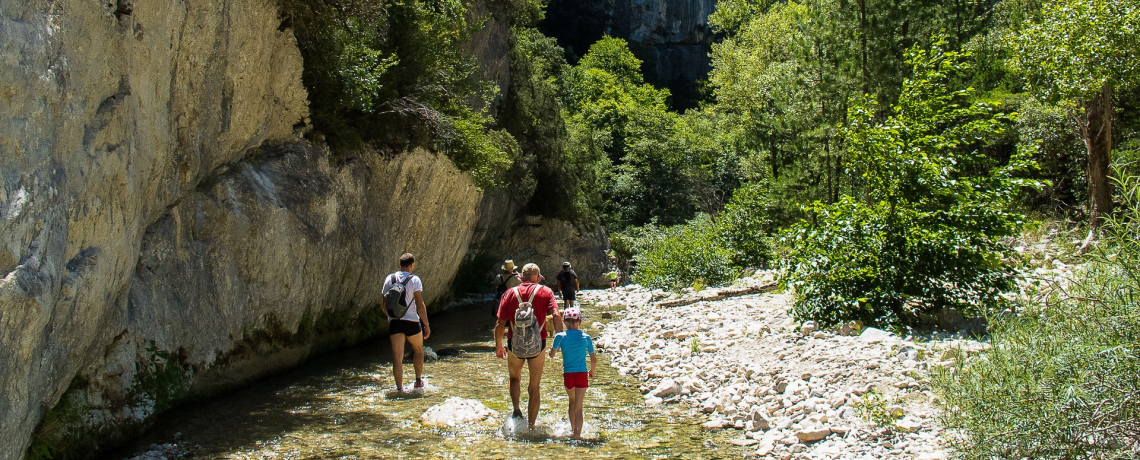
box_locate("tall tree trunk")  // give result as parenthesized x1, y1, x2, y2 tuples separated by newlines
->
(1079, 82, 1113, 252)
(857, 0, 868, 95)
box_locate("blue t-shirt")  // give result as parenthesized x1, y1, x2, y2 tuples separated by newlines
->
(551, 329, 595, 374)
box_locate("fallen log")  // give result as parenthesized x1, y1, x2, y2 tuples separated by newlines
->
(654, 282, 778, 308)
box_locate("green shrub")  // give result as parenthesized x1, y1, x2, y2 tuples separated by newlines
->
(617, 216, 737, 291)
(932, 174, 1140, 459)
(781, 38, 1039, 328)
(280, 0, 516, 187)
(716, 182, 775, 269)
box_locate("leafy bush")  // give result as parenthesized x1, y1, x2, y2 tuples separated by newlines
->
(932, 174, 1140, 459)
(616, 216, 737, 291)
(280, 0, 516, 187)
(716, 182, 775, 269)
(781, 38, 1039, 328)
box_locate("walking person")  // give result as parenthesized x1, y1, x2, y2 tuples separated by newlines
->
(555, 261, 579, 311)
(494, 263, 564, 429)
(548, 307, 596, 439)
(607, 268, 620, 290)
(493, 259, 521, 316)
(382, 253, 431, 392)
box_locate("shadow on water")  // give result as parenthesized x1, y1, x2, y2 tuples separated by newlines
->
(105, 301, 746, 459)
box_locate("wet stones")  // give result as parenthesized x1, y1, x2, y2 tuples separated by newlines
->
(420, 397, 497, 427)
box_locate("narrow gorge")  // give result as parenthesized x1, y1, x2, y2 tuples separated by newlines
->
(0, 1, 608, 458)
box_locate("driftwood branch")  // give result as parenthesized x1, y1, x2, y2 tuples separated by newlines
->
(654, 282, 778, 308)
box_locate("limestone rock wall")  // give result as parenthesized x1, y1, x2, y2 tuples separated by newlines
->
(491, 216, 612, 289)
(1, 0, 307, 457)
(543, 0, 716, 108)
(0, 0, 607, 458)
(0, 0, 529, 458)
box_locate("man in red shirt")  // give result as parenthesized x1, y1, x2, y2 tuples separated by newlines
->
(495, 263, 564, 429)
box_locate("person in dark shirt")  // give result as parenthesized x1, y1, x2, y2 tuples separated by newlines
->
(555, 261, 580, 311)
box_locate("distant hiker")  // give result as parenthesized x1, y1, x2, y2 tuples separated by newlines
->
(549, 307, 596, 439)
(607, 268, 620, 290)
(495, 263, 564, 429)
(382, 253, 431, 392)
(493, 259, 522, 317)
(555, 261, 580, 311)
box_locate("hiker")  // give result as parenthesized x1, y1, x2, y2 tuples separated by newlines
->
(607, 268, 620, 290)
(494, 263, 564, 429)
(549, 307, 596, 439)
(493, 259, 522, 317)
(555, 261, 579, 311)
(382, 253, 431, 392)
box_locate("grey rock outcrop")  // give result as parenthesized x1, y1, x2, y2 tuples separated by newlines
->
(0, 0, 604, 459)
(490, 216, 611, 288)
(608, 0, 718, 95)
(2, 0, 307, 457)
(543, 0, 717, 107)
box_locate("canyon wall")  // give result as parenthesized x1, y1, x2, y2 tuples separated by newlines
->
(543, 0, 717, 108)
(0, 0, 604, 458)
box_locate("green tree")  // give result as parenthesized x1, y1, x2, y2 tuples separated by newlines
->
(280, 0, 516, 187)
(782, 39, 1039, 327)
(1009, 0, 1140, 246)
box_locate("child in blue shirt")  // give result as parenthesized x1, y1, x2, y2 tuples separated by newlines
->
(548, 307, 596, 439)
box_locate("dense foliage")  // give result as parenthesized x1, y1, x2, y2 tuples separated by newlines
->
(281, 0, 519, 187)
(781, 41, 1040, 328)
(932, 174, 1140, 459)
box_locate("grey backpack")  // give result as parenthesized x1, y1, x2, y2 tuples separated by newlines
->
(384, 273, 414, 319)
(509, 286, 543, 358)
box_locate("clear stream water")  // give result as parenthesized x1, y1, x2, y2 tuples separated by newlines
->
(107, 300, 747, 459)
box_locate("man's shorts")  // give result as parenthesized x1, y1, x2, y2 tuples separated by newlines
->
(389, 319, 422, 336)
(564, 372, 589, 389)
(561, 290, 576, 302)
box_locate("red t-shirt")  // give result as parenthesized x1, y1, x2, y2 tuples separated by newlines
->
(497, 282, 558, 338)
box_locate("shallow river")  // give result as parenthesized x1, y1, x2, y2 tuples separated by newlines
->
(108, 300, 746, 459)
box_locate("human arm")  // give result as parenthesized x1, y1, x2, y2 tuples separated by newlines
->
(549, 334, 563, 358)
(494, 318, 508, 359)
(414, 290, 430, 339)
(587, 335, 596, 378)
(546, 288, 564, 333)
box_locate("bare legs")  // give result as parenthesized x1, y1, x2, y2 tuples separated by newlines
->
(507, 351, 546, 428)
(566, 386, 587, 438)
(390, 332, 424, 391)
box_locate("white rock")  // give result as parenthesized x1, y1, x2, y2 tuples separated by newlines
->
(419, 397, 496, 427)
(703, 419, 730, 429)
(795, 426, 832, 443)
(800, 321, 819, 335)
(896, 416, 923, 433)
(859, 327, 894, 343)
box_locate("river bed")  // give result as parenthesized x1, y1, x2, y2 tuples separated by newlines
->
(107, 300, 745, 459)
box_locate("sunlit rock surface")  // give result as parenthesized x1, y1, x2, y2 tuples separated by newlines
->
(0, 0, 603, 458)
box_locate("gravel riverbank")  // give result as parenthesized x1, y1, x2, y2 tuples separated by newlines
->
(580, 272, 990, 459)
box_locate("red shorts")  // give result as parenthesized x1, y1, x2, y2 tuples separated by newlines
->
(563, 372, 589, 389)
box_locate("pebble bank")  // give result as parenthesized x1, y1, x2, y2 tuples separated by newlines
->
(580, 272, 992, 459)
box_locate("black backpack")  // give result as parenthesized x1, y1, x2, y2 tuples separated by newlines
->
(384, 273, 414, 319)
(493, 272, 518, 317)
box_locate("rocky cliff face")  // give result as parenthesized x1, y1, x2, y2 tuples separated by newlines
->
(0, 0, 603, 459)
(543, 0, 717, 108)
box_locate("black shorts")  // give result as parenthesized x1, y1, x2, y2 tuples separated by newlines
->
(389, 319, 422, 336)
(507, 336, 547, 359)
(561, 290, 576, 301)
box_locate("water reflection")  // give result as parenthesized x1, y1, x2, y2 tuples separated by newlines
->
(108, 301, 744, 459)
